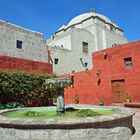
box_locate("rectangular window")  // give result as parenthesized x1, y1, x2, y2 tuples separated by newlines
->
(16, 40, 22, 49)
(124, 57, 132, 68)
(54, 58, 59, 64)
(85, 62, 88, 67)
(83, 42, 88, 53)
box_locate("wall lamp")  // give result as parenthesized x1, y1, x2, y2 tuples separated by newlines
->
(96, 69, 102, 78)
(103, 52, 107, 59)
(70, 71, 75, 88)
(96, 69, 102, 86)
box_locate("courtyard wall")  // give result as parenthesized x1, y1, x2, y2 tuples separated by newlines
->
(64, 40, 140, 105)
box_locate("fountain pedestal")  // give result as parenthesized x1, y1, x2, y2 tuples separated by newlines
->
(45, 78, 72, 114)
(57, 89, 65, 113)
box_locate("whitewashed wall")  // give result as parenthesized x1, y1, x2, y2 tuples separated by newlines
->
(0, 20, 48, 63)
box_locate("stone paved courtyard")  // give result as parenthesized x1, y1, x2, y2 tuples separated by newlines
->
(131, 108, 140, 140)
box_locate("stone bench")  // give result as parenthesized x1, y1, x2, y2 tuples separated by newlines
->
(124, 102, 140, 108)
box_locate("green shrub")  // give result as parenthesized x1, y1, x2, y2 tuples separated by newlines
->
(0, 71, 72, 107)
(0, 72, 15, 104)
(0, 102, 23, 110)
(0, 104, 5, 110)
(0, 71, 58, 106)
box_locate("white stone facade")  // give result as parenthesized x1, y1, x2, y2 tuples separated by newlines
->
(0, 20, 48, 63)
(47, 11, 128, 75)
(48, 28, 95, 74)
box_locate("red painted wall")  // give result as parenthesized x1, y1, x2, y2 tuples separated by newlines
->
(64, 40, 140, 105)
(0, 55, 52, 74)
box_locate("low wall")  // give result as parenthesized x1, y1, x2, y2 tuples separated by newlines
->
(0, 55, 52, 74)
(0, 105, 135, 140)
(0, 127, 132, 140)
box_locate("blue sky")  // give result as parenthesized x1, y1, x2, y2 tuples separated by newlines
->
(0, 0, 139, 42)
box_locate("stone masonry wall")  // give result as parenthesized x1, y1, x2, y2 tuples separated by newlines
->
(0, 127, 132, 140)
(0, 20, 48, 63)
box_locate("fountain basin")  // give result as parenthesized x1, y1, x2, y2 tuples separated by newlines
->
(0, 105, 135, 140)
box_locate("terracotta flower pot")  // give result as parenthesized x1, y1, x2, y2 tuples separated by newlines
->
(126, 99, 131, 103)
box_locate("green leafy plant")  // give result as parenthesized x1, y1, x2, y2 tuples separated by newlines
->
(76, 109, 100, 117)
(0, 102, 23, 110)
(124, 93, 131, 103)
(98, 98, 104, 106)
(24, 111, 43, 117)
(124, 94, 131, 99)
(0, 104, 5, 110)
(0, 71, 58, 107)
(0, 72, 14, 104)
(74, 95, 79, 103)
(4, 102, 23, 109)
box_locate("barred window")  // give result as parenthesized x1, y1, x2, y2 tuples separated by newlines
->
(83, 42, 88, 53)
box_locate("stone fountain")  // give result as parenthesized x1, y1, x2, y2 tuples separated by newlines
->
(0, 78, 135, 140)
(45, 78, 72, 113)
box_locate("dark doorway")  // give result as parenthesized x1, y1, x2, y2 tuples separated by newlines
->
(111, 79, 126, 103)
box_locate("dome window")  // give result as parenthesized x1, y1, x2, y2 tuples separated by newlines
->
(110, 25, 115, 31)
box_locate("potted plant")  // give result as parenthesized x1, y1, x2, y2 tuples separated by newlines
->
(98, 98, 104, 106)
(74, 95, 79, 104)
(124, 94, 131, 103)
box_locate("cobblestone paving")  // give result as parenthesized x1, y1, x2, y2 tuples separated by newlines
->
(131, 108, 140, 140)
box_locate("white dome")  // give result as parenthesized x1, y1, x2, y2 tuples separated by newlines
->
(67, 11, 119, 28)
(58, 11, 119, 31)
(67, 13, 93, 27)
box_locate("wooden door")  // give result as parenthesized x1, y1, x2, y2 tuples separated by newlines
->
(111, 80, 125, 103)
